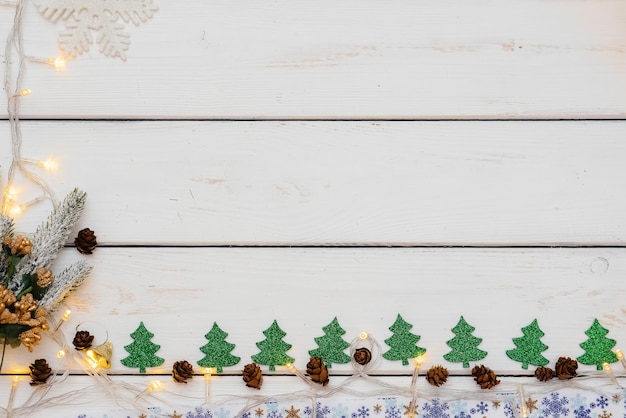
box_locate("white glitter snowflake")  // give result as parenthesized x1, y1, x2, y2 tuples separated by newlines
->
(34, 0, 158, 60)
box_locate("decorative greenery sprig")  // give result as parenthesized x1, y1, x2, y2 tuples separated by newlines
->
(0, 189, 91, 371)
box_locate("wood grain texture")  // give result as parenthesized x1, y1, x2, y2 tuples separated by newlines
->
(1, 1, 625, 416)
(3, 374, 596, 418)
(1, 0, 626, 119)
(3, 121, 626, 246)
(1, 248, 624, 375)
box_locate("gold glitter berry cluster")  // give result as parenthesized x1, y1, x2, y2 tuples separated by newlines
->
(1, 236, 52, 351)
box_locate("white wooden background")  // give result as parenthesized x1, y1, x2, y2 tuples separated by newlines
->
(1, 0, 626, 416)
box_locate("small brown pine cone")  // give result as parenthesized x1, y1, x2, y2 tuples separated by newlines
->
(29, 359, 52, 386)
(72, 330, 94, 350)
(172, 360, 194, 383)
(555, 357, 577, 380)
(242, 363, 263, 389)
(534, 366, 555, 382)
(75, 228, 97, 254)
(307, 357, 329, 386)
(471, 365, 500, 389)
(426, 365, 449, 387)
(353, 347, 372, 365)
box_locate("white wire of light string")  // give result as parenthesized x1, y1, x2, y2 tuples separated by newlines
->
(1, 329, 624, 418)
(2, 0, 58, 216)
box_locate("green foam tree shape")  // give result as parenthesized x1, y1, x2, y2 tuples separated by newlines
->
(577, 318, 618, 370)
(120, 322, 164, 373)
(506, 319, 549, 369)
(443, 316, 487, 368)
(197, 322, 241, 373)
(251, 320, 294, 371)
(308, 317, 351, 368)
(383, 314, 426, 365)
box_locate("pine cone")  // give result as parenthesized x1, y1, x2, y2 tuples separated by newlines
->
(72, 330, 94, 350)
(353, 347, 372, 365)
(534, 366, 555, 382)
(555, 357, 577, 380)
(426, 365, 449, 387)
(29, 359, 52, 385)
(307, 357, 329, 386)
(75, 228, 97, 254)
(471, 365, 500, 389)
(242, 363, 263, 389)
(172, 360, 194, 383)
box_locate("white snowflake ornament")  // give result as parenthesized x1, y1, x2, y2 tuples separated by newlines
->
(34, 0, 158, 61)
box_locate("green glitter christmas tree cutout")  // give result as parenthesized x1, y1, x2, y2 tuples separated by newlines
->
(251, 320, 294, 371)
(506, 319, 549, 369)
(443, 316, 487, 368)
(577, 318, 618, 370)
(308, 317, 351, 368)
(383, 314, 426, 365)
(197, 322, 241, 373)
(120, 322, 164, 373)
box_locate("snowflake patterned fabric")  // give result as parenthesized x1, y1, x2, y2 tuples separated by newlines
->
(34, 0, 158, 60)
(68, 389, 625, 418)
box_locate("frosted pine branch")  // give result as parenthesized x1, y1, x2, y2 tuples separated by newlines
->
(0, 214, 15, 279)
(0, 214, 14, 237)
(9, 189, 87, 292)
(39, 260, 92, 311)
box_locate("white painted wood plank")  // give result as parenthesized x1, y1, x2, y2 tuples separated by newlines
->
(1, 0, 626, 118)
(2, 121, 626, 245)
(1, 248, 624, 376)
(4, 374, 620, 418)
(0, 376, 623, 418)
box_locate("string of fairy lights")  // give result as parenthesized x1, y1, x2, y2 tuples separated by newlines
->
(1, 1, 626, 417)
(2, 0, 65, 217)
(1, 318, 626, 418)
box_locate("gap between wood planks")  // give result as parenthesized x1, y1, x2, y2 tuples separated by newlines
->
(3, 118, 626, 122)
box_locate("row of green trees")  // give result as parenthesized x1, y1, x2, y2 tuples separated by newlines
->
(119, 316, 619, 373)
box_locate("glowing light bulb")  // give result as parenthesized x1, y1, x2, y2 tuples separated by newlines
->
(9, 205, 22, 217)
(40, 159, 57, 171)
(203, 367, 214, 404)
(5, 186, 17, 201)
(149, 380, 162, 391)
(413, 356, 424, 368)
(602, 362, 619, 385)
(616, 349, 626, 370)
(53, 309, 72, 333)
(11, 376, 20, 386)
(48, 56, 67, 70)
(9, 89, 30, 99)
(359, 332, 368, 340)
(521, 406, 529, 418)
(57, 349, 66, 358)
(285, 362, 296, 372)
